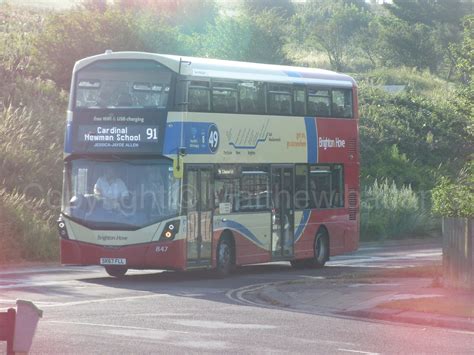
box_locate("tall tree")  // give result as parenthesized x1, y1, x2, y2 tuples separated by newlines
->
(198, 9, 287, 64)
(241, 0, 294, 18)
(376, 16, 440, 71)
(33, 7, 181, 89)
(382, 0, 469, 77)
(294, 0, 371, 71)
(115, 0, 217, 34)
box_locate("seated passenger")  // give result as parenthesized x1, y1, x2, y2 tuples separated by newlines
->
(94, 167, 129, 209)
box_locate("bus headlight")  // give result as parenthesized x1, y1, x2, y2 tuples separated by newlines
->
(160, 220, 180, 241)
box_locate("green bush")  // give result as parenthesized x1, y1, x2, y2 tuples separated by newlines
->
(0, 77, 64, 262)
(359, 81, 471, 190)
(0, 189, 58, 261)
(356, 67, 450, 94)
(432, 162, 474, 218)
(360, 179, 437, 241)
(0, 80, 66, 197)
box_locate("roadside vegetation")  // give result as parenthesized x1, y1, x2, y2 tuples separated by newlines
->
(0, 0, 472, 261)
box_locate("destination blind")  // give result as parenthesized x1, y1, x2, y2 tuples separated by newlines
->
(69, 109, 167, 154)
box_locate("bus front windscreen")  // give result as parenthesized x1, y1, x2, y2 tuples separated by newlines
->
(75, 60, 172, 109)
(62, 158, 180, 229)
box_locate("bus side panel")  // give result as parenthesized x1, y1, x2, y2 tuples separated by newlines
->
(213, 213, 271, 266)
(294, 209, 353, 258)
(344, 162, 360, 252)
(294, 210, 317, 259)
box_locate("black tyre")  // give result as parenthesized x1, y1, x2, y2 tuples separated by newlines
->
(105, 266, 128, 278)
(216, 237, 234, 276)
(310, 229, 329, 268)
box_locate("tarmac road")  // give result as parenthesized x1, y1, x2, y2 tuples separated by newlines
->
(1, 239, 473, 354)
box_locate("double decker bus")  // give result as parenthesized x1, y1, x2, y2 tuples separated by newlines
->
(59, 51, 359, 277)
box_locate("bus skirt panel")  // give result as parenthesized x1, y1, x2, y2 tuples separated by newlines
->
(60, 239, 186, 270)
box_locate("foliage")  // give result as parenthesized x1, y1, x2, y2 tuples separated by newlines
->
(116, 0, 218, 34)
(360, 179, 436, 240)
(0, 77, 65, 262)
(358, 81, 472, 190)
(32, 7, 183, 89)
(241, 0, 294, 18)
(432, 162, 474, 218)
(197, 10, 287, 64)
(375, 16, 440, 72)
(357, 66, 449, 94)
(0, 189, 58, 261)
(293, 0, 371, 71)
(379, 0, 468, 77)
(0, 80, 66, 197)
(360, 144, 431, 191)
(452, 16, 474, 129)
(0, 4, 44, 87)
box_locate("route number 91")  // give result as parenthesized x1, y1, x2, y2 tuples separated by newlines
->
(146, 128, 158, 140)
(208, 125, 219, 153)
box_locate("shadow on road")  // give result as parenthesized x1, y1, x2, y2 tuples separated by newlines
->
(76, 264, 375, 308)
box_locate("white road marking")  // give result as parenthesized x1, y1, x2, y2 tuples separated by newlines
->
(338, 349, 380, 355)
(173, 319, 276, 329)
(226, 282, 273, 308)
(0, 279, 81, 289)
(39, 294, 169, 308)
(348, 283, 401, 287)
(0, 266, 102, 276)
(1, 294, 169, 311)
(46, 320, 190, 334)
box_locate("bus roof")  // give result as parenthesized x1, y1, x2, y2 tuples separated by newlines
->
(74, 51, 356, 88)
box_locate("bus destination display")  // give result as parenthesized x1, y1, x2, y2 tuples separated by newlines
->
(70, 109, 166, 153)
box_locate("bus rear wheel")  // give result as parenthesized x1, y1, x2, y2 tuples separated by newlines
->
(216, 237, 234, 277)
(105, 266, 128, 278)
(310, 229, 329, 268)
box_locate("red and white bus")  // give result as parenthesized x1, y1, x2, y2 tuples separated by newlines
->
(59, 51, 359, 277)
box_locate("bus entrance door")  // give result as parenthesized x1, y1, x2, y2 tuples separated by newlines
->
(186, 166, 213, 267)
(271, 166, 294, 258)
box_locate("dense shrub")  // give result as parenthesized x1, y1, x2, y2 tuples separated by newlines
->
(432, 162, 474, 218)
(0, 189, 58, 262)
(0, 79, 66, 197)
(358, 81, 471, 189)
(33, 7, 183, 89)
(360, 179, 436, 240)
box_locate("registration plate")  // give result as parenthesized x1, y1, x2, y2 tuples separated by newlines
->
(100, 258, 127, 265)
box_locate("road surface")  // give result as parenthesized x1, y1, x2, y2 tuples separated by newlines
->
(1, 240, 473, 354)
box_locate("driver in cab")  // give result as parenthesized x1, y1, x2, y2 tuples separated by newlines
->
(94, 167, 129, 210)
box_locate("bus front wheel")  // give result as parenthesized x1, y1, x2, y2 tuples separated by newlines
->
(105, 266, 128, 278)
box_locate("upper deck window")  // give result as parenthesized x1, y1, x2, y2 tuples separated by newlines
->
(212, 81, 238, 113)
(239, 81, 265, 114)
(75, 60, 172, 109)
(268, 84, 292, 115)
(308, 88, 330, 116)
(188, 80, 210, 112)
(332, 89, 353, 118)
